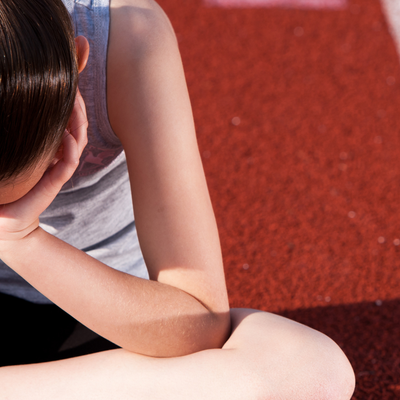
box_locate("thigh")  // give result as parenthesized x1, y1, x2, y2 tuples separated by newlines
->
(0, 309, 355, 400)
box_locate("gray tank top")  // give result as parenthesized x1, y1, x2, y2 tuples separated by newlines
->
(0, 0, 148, 304)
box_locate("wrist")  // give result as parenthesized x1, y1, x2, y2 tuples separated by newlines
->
(0, 225, 41, 257)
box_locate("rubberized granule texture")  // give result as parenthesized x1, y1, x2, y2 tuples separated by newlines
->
(158, 0, 400, 398)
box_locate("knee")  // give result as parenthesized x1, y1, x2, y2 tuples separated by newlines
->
(283, 329, 356, 400)
(226, 309, 355, 400)
(316, 339, 355, 400)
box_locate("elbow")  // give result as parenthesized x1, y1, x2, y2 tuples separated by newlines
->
(163, 309, 232, 357)
(198, 308, 232, 351)
(119, 308, 231, 358)
(183, 294, 231, 353)
(161, 308, 232, 358)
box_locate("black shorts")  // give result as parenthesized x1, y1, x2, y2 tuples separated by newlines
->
(0, 292, 118, 367)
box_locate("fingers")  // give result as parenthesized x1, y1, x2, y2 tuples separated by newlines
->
(5, 132, 80, 223)
(46, 131, 80, 189)
(67, 88, 88, 157)
(0, 90, 88, 241)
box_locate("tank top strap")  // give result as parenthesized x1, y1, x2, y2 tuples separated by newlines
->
(62, 0, 124, 190)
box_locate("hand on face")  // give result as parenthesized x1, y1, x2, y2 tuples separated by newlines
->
(0, 89, 88, 241)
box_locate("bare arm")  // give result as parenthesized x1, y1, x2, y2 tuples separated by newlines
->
(0, 0, 230, 357)
(107, 0, 230, 348)
(0, 229, 228, 356)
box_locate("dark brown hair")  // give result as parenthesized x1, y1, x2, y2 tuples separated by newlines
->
(0, 0, 78, 181)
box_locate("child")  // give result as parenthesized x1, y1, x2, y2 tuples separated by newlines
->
(0, 0, 355, 398)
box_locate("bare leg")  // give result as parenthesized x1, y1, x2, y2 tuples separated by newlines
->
(0, 309, 355, 400)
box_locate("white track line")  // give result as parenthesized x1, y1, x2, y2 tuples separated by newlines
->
(381, 0, 400, 61)
(204, 0, 347, 9)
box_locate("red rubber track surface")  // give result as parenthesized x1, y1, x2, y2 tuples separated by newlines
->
(157, 0, 400, 397)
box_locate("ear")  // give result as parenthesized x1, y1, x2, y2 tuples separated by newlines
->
(75, 36, 90, 73)
(48, 139, 66, 168)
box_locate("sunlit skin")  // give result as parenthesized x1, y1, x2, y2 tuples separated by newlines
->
(0, 4, 355, 399)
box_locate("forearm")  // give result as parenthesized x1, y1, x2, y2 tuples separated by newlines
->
(0, 228, 230, 357)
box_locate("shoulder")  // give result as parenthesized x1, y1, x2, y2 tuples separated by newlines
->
(107, 0, 186, 139)
(109, 0, 177, 60)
